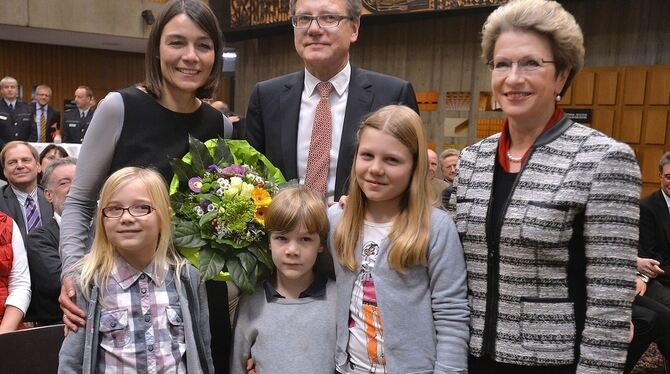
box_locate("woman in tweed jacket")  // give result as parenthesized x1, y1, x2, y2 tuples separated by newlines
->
(453, 0, 641, 373)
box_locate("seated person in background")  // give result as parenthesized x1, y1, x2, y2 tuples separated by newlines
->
(38, 145, 69, 185)
(231, 186, 336, 374)
(0, 210, 31, 333)
(24, 157, 76, 326)
(0, 141, 53, 240)
(427, 149, 449, 209)
(638, 152, 670, 307)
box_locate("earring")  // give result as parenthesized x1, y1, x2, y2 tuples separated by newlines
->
(555, 94, 561, 102)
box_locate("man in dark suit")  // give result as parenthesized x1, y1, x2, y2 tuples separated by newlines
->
(61, 86, 94, 144)
(638, 151, 670, 310)
(0, 141, 52, 240)
(30, 84, 61, 143)
(0, 76, 37, 148)
(246, 0, 418, 202)
(25, 157, 76, 326)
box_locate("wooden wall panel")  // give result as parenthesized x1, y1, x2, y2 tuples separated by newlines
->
(592, 109, 615, 136)
(573, 71, 595, 105)
(645, 110, 668, 145)
(620, 110, 643, 143)
(647, 68, 670, 105)
(596, 71, 618, 105)
(0, 40, 144, 115)
(623, 69, 647, 105)
(641, 148, 664, 183)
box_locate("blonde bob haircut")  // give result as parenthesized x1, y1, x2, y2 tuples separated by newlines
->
(334, 105, 431, 272)
(481, 0, 584, 96)
(265, 185, 329, 246)
(79, 167, 185, 301)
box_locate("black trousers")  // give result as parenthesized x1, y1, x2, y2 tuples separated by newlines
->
(206, 281, 232, 374)
(626, 291, 670, 373)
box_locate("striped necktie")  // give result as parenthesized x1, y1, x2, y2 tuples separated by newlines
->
(40, 107, 47, 142)
(25, 196, 41, 232)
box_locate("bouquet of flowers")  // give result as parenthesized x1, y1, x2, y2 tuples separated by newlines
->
(169, 136, 285, 293)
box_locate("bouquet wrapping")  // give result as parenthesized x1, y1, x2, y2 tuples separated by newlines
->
(169, 137, 285, 293)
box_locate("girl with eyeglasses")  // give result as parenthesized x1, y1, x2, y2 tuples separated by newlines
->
(59, 167, 214, 373)
(454, 0, 641, 372)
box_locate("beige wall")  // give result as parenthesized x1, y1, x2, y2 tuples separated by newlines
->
(0, 0, 166, 38)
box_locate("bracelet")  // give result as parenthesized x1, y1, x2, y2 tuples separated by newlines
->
(636, 272, 650, 284)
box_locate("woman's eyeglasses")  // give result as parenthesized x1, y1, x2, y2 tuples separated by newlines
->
(487, 57, 556, 74)
(102, 204, 154, 218)
(290, 14, 353, 29)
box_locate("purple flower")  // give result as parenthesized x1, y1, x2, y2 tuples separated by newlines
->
(207, 164, 220, 173)
(200, 199, 211, 210)
(188, 177, 203, 193)
(221, 165, 245, 177)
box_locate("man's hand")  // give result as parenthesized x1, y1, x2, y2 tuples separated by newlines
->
(637, 257, 664, 278)
(635, 277, 647, 296)
(59, 275, 86, 334)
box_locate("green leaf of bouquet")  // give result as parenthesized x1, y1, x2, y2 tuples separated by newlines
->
(199, 247, 226, 281)
(198, 210, 218, 227)
(189, 135, 213, 174)
(236, 252, 257, 273)
(213, 136, 234, 165)
(227, 258, 255, 294)
(168, 158, 196, 191)
(248, 245, 274, 270)
(198, 193, 221, 205)
(173, 219, 207, 248)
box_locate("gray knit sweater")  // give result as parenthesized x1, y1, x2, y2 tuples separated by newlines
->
(329, 206, 470, 374)
(230, 279, 337, 374)
(451, 117, 640, 373)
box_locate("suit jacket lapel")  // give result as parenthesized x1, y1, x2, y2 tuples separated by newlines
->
(280, 71, 304, 181)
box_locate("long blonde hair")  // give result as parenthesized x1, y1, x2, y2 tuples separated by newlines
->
(334, 105, 431, 271)
(79, 167, 185, 301)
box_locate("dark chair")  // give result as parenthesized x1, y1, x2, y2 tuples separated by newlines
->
(0, 324, 65, 373)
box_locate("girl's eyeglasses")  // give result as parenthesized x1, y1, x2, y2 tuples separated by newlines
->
(102, 204, 154, 218)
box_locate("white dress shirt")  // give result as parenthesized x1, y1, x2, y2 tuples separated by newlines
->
(297, 63, 351, 203)
(6, 220, 31, 315)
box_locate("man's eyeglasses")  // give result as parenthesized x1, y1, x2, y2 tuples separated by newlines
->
(102, 204, 154, 218)
(291, 14, 353, 29)
(487, 57, 556, 74)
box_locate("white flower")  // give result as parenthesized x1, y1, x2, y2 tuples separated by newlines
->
(207, 204, 217, 212)
(194, 206, 204, 217)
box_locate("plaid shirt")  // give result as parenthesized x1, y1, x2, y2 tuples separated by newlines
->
(98, 256, 186, 373)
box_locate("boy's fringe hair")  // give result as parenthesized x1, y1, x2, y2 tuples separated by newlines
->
(79, 167, 186, 302)
(334, 105, 431, 272)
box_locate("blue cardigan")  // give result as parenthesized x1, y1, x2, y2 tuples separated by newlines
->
(328, 206, 469, 373)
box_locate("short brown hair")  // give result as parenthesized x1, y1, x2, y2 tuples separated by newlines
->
(1, 141, 38, 166)
(76, 85, 93, 98)
(265, 185, 329, 246)
(143, 0, 224, 100)
(481, 0, 584, 95)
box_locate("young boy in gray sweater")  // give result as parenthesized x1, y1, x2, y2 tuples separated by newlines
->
(230, 186, 336, 374)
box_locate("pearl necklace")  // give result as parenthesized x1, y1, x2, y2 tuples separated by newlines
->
(506, 151, 523, 163)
